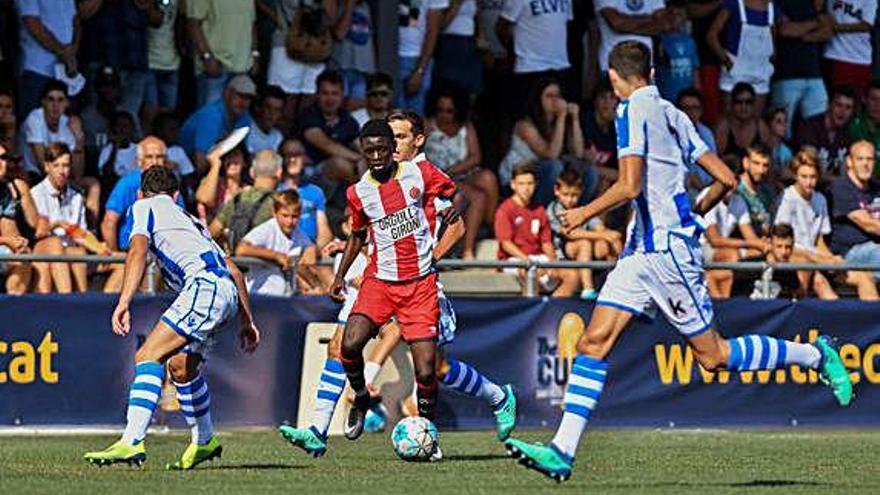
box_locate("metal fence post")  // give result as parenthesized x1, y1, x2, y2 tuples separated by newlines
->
(286, 255, 300, 296)
(525, 262, 538, 298)
(761, 263, 773, 299)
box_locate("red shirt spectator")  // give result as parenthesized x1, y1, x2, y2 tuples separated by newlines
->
(494, 195, 552, 259)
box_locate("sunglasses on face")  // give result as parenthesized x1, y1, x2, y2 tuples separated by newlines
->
(367, 90, 391, 98)
(0, 153, 21, 162)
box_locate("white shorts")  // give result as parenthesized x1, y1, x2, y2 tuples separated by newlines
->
(596, 234, 714, 338)
(267, 46, 325, 95)
(161, 274, 239, 357)
(336, 280, 457, 344)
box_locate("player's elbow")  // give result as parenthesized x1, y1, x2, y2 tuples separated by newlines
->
(620, 182, 641, 201)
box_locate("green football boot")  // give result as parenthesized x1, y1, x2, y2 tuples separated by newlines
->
(166, 436, 223, 470)
(493, 385, 518, 441)
(815, 336, 853, 407)
(278, 425, 327, 458)
(505, 438, 573, 483)
(83, 440, 147, 467)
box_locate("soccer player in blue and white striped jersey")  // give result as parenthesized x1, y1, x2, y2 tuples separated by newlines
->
(504, 41, 853, 482)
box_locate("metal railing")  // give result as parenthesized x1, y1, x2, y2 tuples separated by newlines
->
(0, 253, 877, 299)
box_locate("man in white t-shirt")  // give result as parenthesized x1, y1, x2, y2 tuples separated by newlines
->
(30, 142, 88, 293)
(594, 0, 669, 72)
(19, 80, 80, 178)
(398, 0, 450, 114)
(824, 0, 877, 97)
(235, 189, 319, 296)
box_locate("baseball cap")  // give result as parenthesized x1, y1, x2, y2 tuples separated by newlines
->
(227, 75, 257, 96)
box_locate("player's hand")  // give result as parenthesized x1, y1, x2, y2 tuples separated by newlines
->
(239, 320, 260, 353)
(329, 278, 346, 303)
(558, 207, 588, 232)
(112, 303, 131, 336)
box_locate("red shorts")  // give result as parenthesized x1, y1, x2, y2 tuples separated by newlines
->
(350, 272, 439, 343)
(828, 59, 871, 99)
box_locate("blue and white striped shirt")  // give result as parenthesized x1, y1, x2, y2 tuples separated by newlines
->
(615, 85, 710, 253)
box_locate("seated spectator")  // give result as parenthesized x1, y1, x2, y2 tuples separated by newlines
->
(707, 0, 777, 114)
(296, 70, 362, 184)
(547, 169, 622, 301)
(236, 190, 321, 296)
(582, 79, 619, 186)
(98, 111, 139, 185)
(277, 138, 331, 248)
(0, 145, 33, 294)
(793, 85, 855, 178)
(499, 78, 585, 206)
(351, 72, 394, 128)
(678, 87, 718, 190)
(774, 155, 838, 299)
(749, 223, 807, 299)
(209, 149, 282, 251)
(849, 80, 880, 166)
(425, 87, 498, 259)
(0, 88, 16, 152)
(180, 75, 255, 176)
(655, 2, 698, 102)
(713, 82, 770, 161)
(196, 145, 250, 224)
(764, 106, 793, 179)
(827, 140, 880, 300)
(279, 137, 315, 186)
(494, 163, 576, 297)
(331, 0, 377, 111)
(731, 143, 776, 240)
(31, 143, 87, 293)
(246, 85, 285, 155)
(823, 0, 875, 98)
(20, 80, 83, 181)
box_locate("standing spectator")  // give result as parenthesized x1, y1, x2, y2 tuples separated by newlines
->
(196, 146, 249, 225)
(582, 79, 620, 184)
(771, 0, 830, 138)
(793, 85, 855, 178)
(15, 0, 80, 117)
(264, 0, 334, 132)
(707, 0, 778, 114)
(688, 0, 724, 124)
(0, 144, 33, 294)
(433, 0, 483, 96)
(827, 140, 880, 298)
(824, 0, 877, 98)
(236, 190, 321, 295)
(714, 82, 770, 160)
(849, 79, 880, 165)
(331, 0, 376, 110)
(187, 0, 258, 105)
(277, 137, 332, 248)
(0, 88, 17, 152)
(774, 153, 838, 298)
(764, 106, 794, 177)
(499, 78, 585, 206)
(699, 185, 762, 298)
(19, 80, 83, 180)
(144, 0, 184, 128)
(425, 87, 498, 259)
(350, 72, 393, 128)
(180, 75, 255, 176)
(497, 0, 574, 106)
(398, 0, 448, 114)
(592, 0, 667, 75)
(495, 163, 576, 297)
(246, 86, 285, 155)
(655, 2, 699, 102)
(296, 70, 361, 184)
(31, 143, 87, 293)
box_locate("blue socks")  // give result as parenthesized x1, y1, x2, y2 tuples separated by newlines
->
(726, 335, 821, 371)
(551, 355, 608, 459)
(311, 358, 346, 437)
(121, 361, 164, 445)
(173, 374, 214, 445)
(441, 359, 506, 407)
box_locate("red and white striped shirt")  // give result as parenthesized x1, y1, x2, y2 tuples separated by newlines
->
(347, 158, 456, 281)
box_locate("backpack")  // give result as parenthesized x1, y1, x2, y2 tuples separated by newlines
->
(226, 191, 273, 252)
(283, 1, 332, 63)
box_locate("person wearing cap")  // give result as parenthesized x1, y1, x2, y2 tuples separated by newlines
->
(180, 74, 255, 177)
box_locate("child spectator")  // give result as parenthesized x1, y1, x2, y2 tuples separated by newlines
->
(494, 163, 576, 297)
(236, 189, 321, 296)
(547, 169, 622, 301)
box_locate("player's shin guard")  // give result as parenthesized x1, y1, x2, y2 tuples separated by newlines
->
(121, 361, 164, 445)
(173, 374, 213, 445)
(551, 355, 608, 459)
(311, 358, 346, 437)
(441, 359, 506, 407)
(726, 335, 821, 371)
(416, 377, 439, 420)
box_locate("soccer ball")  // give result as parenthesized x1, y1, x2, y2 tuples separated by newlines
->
(390, 416, 438, 461)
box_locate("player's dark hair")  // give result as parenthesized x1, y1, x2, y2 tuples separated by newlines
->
(608, 41, 652, 81)
(141, 165, 179, 197)
(42, 80, 68, 100)
(316, 69, 344, 89)
(387, 110, 425, 137)
(770, 223, 794, 239)
(360, 119, 395, 142)
(511, 162, 538, 181)
(272, 189, 301, 211)
(555, 168, 582, 189)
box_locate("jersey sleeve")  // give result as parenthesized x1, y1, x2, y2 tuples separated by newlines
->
(419, 161, 456, 201)
(346, 184, 369, 232)
(615, 100, 647, 159)
(128, 200, 151, 240)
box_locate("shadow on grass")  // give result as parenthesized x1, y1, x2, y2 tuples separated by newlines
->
(728, 480, 829, 487)
(209, 463, 308, 471)
(604, 480, 832, 489)
(444, 454, 510, 461)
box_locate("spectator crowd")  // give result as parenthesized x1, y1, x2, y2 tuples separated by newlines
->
(0, 0, 879, 301)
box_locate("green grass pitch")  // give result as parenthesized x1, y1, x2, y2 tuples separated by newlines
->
(2, 429, 879, 494)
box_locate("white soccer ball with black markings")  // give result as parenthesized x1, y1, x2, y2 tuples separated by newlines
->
(391, 416, 438, 461)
